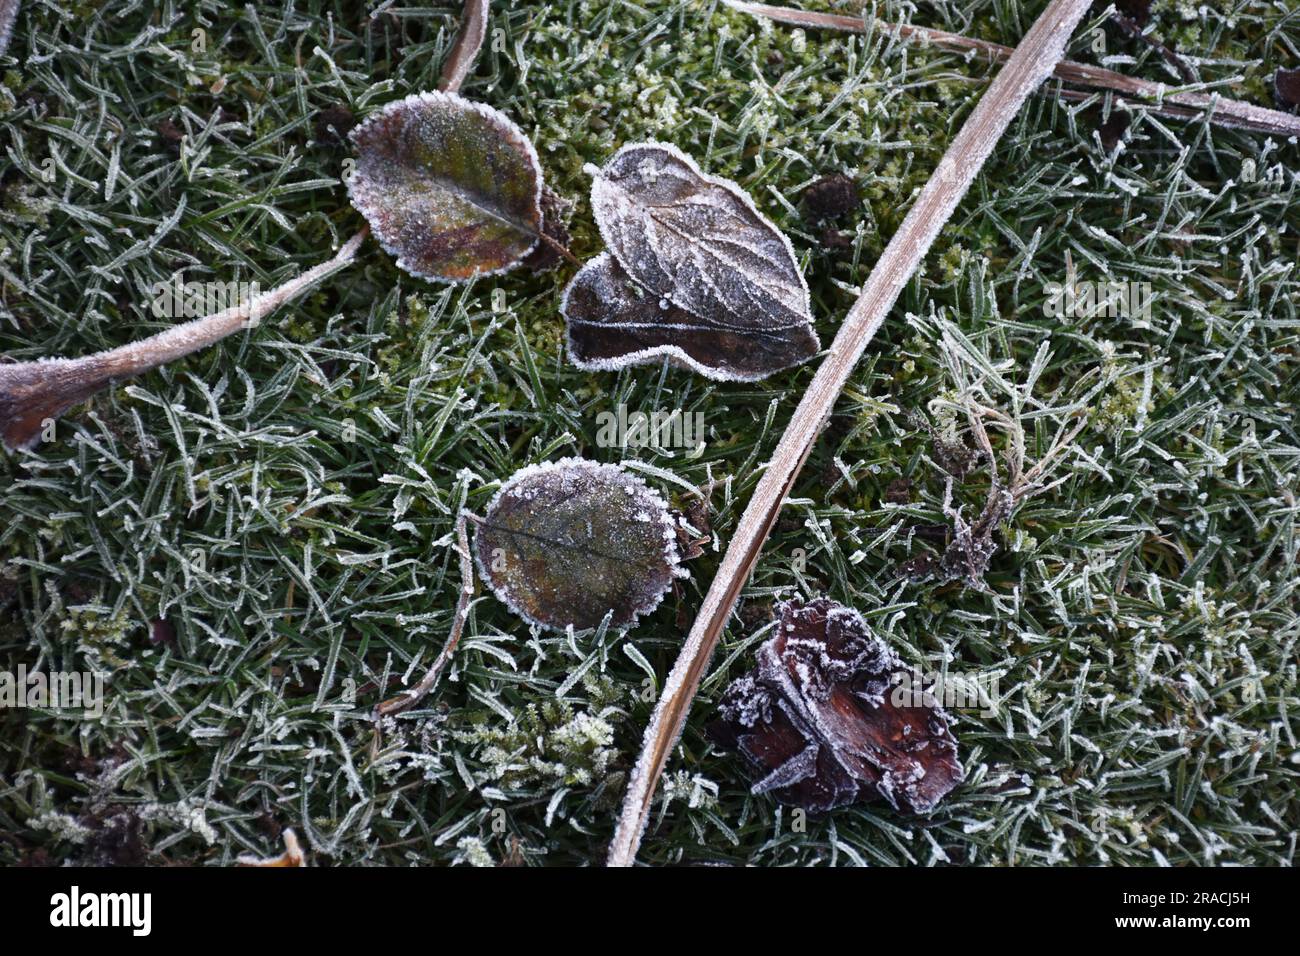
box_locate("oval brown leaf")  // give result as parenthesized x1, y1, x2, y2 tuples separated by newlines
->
(562, 142, 819, 381)
(474, 458, 685, 631)
(348, 91, 543, 283)
(708, 596, 964, 814)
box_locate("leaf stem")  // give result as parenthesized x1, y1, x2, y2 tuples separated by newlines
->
(0, 227, 368, 452)
(608, 0, 1096, 867)
(375, 511, 476, 718)
(724, 1, 1300, 138)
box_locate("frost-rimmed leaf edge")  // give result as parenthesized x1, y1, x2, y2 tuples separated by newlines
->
(472, 456, 688, 633)
(561, 140, 819, 381)
(562, 252, 821, 383)
(346, 89, 544, 284)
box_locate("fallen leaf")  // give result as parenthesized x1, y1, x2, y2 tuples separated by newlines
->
(474, 458, 686, 631)
(520, 186, 572, 274)
(1275, 66, 1300, 110)
(708, 596, 964, 814)
(348, 90, 543, 283)
(564, 252, 818, 381)
(801, 173, 858, 221)
(563, 142, 818, 381)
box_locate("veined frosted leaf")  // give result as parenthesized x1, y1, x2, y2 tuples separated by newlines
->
(562, 142, 818, 381)
(564, 252, 818, 381)
(474, 458, 685, 631)
(348, 91, 543, 283)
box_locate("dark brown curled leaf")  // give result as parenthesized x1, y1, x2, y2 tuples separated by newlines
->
(473, 458, 686, 631)
(1275, 66, 1300, 111)
(564, 252, 819, 382)
(347, 91, 543, 283)
(709, 596, 964, 814)
(563, 142, 819, 381)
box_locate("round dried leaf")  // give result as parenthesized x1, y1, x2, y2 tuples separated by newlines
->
(348, 91, 543, 283)
(474, 458, 684, 631)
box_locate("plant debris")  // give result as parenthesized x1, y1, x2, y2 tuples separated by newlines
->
(610, 0, 1094, 865)
(237, 829, 306, 867)
(347, 91, 544, 282)
(1275, 66, 1300, 110)
(473, 458, 687, 631)
(313, 104, 356, 146)
(801, 174, 857, 221)
(562, 142, 819, 381)
(1095, 107, 1132, 152)
(708, 596, 964, 814)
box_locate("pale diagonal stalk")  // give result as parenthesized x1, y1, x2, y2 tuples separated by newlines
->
(608, 0, 1096, 867)
(725, 1, 1300, 138)
(0, 228, 367, 451)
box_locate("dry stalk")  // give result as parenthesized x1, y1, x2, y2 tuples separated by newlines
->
(608, 0, 1097, 867)
(0, 228, 368, 451)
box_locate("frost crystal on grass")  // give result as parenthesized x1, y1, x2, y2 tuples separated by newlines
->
(709, 597, 964, 814)
(473, 458, 685, 631)
(562, 142, 819, 381)
(348, 91, 543, 283)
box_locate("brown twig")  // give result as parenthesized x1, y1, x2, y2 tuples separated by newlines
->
(375, 511, 475, 718)
(724, 1, 1300, 138)
(438, 0, 490, 94)
(0, 228, 368, 451)
(608, 0, 1096, 868)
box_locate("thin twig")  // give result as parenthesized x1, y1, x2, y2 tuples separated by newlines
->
(724, 1, 1300, 138)
(0, 227, 368, 451)
(438, 0, 490, 94)
(375, 511, 475, 718)
(609, 0, 1096, 868)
